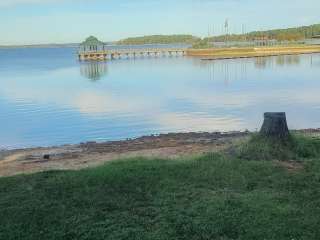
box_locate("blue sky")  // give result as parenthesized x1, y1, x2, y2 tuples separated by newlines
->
(0, 0, 319, 45)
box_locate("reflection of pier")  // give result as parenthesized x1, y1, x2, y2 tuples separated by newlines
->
(80, 61, 108, 81)
(79, 48, 187, 61)
(78, 36, 186, 61)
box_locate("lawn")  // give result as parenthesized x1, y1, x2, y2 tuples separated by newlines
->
(1, 134, 320, 240)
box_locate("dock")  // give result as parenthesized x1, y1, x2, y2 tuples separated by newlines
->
(78, 48, 187, 60)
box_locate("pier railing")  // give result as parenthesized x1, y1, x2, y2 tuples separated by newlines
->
(78, 48, 187, 60)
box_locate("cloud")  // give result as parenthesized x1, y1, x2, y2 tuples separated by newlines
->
(71, 91, 150, 116)
(157, 112, 245, 132)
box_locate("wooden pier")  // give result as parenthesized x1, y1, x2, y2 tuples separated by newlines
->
(78, 48, 187, 61)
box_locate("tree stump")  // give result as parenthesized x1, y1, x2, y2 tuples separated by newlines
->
(260, 112, 289, 139)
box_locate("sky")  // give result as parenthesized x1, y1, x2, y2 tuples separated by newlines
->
(0, 0, 319, 45)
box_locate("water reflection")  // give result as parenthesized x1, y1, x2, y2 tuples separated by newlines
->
(275, 55, 300, 66)
(0, 49, 320, 149)
(255, 55, 301, 68)
(201, 59, 249, 85)
(200, 54, 305, 85)
(254, 57, 268, 69)
(80, 61, 108, 81)
(310, 54, 320, 67)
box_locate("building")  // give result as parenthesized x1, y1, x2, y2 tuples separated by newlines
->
(79, 36, 106, 53)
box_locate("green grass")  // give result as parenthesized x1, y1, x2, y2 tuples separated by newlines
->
(1, 134, 320, 239)
(239, 133, 320, 161)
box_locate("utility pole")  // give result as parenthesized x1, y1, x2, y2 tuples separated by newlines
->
(225, 18, 229, 45)
(242, 24, 246, 41)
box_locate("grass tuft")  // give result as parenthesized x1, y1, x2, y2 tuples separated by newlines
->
(238, 133, 320, 161)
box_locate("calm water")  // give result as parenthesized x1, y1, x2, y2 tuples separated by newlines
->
(0, 47, 320, 149)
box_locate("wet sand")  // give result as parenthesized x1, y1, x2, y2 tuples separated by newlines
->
(0, 132, 250, 177)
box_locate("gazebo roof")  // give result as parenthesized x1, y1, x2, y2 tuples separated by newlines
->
(80, 36, 105, 46)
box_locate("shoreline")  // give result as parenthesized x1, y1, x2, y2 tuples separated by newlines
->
(0, 131, 249, 177)
(200, 51, 320, 61)
(186, 45, 320, 59)
(1, 129, 320, 177)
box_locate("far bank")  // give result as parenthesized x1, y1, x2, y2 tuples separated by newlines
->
(186, 45, 320, 59)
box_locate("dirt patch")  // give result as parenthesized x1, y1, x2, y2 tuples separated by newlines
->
(0, 132, 249, 177)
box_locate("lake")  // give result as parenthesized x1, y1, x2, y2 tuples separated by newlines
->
(0, 46, 320, 149)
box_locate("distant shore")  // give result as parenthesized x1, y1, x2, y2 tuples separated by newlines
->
(2, 44, 320, 60)
(186, 45, 320, 59)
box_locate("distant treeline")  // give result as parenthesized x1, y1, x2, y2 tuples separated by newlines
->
(190, 24, 320, 49)
(117, 35, 200, 45)
(116, 24, 320, 48)
(207, 24, 320, 42)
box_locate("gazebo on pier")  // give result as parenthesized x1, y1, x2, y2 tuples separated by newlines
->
(79, 36, 106, 53)
(78, 36, 187, 61)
